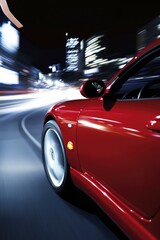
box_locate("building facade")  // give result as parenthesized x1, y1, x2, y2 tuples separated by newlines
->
(136, 15, 160, 52)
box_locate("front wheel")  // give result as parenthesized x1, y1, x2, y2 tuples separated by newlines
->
(42, 120, 71, 196)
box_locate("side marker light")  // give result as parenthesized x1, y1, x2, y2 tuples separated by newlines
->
(67, 141, 74, 150)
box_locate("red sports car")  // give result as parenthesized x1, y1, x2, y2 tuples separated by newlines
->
(42, 38, 160, 240)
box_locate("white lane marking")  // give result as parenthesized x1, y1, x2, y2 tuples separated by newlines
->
(21, 113, 41, 150)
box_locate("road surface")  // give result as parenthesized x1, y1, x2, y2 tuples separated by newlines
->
(0, 89, 129, 240)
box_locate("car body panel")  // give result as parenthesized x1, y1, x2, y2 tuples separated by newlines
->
(44, 99, 87, 170)
(43, 38, 160, 239)
(46, 96, 160, 239)
(77, 98, 160, 219)
(70, 168, 160, 240)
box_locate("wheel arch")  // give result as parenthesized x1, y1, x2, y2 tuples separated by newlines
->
(42, 113, 82, 173)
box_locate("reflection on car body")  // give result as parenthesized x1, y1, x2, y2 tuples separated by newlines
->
(42, 38, 160, 240)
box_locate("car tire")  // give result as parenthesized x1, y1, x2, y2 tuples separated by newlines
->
(42, 120, 71, 196)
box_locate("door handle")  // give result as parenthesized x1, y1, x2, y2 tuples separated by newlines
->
(146, 116, 160, 132)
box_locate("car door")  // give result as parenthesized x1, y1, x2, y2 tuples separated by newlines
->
(77, 52, 160, 220)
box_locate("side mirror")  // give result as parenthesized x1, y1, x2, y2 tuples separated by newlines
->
(80, 79, 106, 98)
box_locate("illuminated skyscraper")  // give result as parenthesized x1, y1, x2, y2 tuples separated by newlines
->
(85, 34, 108, 69)
(65, 33, 80, 72)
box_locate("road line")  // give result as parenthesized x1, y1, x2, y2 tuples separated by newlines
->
(21, 113, 41, 150)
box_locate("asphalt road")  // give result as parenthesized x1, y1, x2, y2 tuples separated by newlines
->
(0, 91, 129, 240)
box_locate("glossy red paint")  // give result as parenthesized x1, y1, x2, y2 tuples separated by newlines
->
(43, 38, 160, 239)
(44, 99, 88, 170)
(70, 168, 159, 240)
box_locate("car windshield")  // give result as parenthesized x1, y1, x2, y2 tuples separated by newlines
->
(112, 54, 160, 99)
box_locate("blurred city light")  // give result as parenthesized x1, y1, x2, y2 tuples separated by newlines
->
(0, 87, 84, 114)
(0, 21, 19, 53)
(0, 66, 18, 84)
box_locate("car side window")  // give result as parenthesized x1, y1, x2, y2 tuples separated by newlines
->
(113, 55, 160, 100)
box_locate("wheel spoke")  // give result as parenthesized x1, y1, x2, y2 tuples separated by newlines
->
(44, 127, 66, 187)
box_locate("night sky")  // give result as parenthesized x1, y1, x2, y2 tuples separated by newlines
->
(3, 1, 160, 73)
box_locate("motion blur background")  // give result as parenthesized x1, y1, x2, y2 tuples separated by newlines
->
(0, 3, 160, 240)
(0, 2, 160, 92)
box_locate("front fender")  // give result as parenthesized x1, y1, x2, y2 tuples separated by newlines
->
(45, 99, 88, 171)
